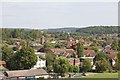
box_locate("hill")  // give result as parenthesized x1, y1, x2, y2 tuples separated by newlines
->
(42, 27, 79, 33)
(76, 26, 118, 35)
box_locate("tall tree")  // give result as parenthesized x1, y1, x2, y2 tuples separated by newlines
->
(114, 52, 120, 70)
(53, 57, 70, 76)
(81, 59, 91, 74)
(2, 46, 15, 69)
(93, 51, 109, 64)
(111, 40, 118, 50)
(94, 51, 112, 72)
(77, 42, 84, 58)
(95, 59, 112, 73)
(10, 46, 37, 70)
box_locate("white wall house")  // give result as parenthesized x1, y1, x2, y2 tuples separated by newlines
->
(33, 52, 46, 69)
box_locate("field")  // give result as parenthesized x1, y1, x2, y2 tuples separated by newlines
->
(81, 73, 118, 78)
(47, 73, 119, 80)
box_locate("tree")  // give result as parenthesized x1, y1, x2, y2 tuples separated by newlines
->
(69, 65, 74, 72)
(2, 46, 14, 62)
(117, 52, 120, 64)
(46, 53, 56, 67)
(2, 46, 15, 69)
(53, 57, 70, 76)
(118, 40, 120, 51)
(10, 46, 37, 70)
(81, 59, 91, 73)
(93, 51, 109, 64)
(95, 59, 112, 73)
(77, 42, 84, 58)
(94, 51, 112, 72)
(39, 55, 46, 60)
(73, 66, 80, 73)
(47, 66, 53, 72)
(91, 46, 98, 53)
(111, 40, 118, 50)
(44, 43, 55, 49)
(114, 52, 120, 70)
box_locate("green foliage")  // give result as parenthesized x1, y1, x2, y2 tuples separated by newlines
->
(95, 59, 112, 73)
(114, 52, 120, 71)
(93, 51, 109, 64)
(9, 46, 37, 70)
(44, 43, 65, 49)
(2, 46, 15, 70)
(99, 41, 107, 47)
(94, 51, 112, 72)
(69, 65, 74, 72)
(12, 47, 19, 51)
(53, 57, 70, 75)
(46, 53, 56, 66)
(111, 40, 118, 50)
(81, 59, 92, 73)
(76, 26, 118, 35)
(55, 44, 65, 48)
(44, 43, 55, 48)
(2, 28, 42, 41)
(39, 55, 46, 60)
(70, 53, 76, 58)
(117, 52, 120, 63)
(0, 68, 8, 71)
(114, 58, 120, 71)
(47, 65, 53, 72)
(2, 46, 14, 62)
(37, 77, 44, 80)
(77, 42, 84, 58)
(91, 46, 98, 53)
(73, 66, 80, 73)
(118, 40, 120, 51)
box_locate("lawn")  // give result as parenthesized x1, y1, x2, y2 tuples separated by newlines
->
(81, 73, 118, 78)
(47, 73, 119, 80)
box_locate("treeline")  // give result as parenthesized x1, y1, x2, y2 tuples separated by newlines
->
(2, 28, 43, 40)
(1, 26, 119, 40)
(43, 27, 79, 32)
(76, 26, 119, 35)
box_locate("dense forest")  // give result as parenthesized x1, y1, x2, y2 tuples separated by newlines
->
(43, 26, 119, 34)
(76, 26, 119, 35)
(42, 27, 79, 32)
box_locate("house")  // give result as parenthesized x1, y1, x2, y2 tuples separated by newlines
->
(83, 41, 93, 47)
(50, 48, 75, 57)
(4, 69, 48, 79)
(105, 50, 118, 66)
(81, 50, 96, 69)
(97, 46, 104, 51)
(33, 52, 46, 69)
(83, 50, 96, 58)
(30, 43, 42, 47)
(0, 61, 6, 69)
(68, 58, 80, 66)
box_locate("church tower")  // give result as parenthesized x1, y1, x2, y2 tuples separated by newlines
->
(66, 34, 71, 49)
(41, 36, 45, 45)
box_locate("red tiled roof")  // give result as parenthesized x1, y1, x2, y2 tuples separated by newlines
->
(83, 50, 96, 57)
(0, 61, 6, 65)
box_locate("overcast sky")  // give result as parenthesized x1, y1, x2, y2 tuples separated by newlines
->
(1, 0, 119, 29)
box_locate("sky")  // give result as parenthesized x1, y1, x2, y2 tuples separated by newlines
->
(1, 0, 119, 29)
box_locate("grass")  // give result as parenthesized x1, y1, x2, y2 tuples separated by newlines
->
(81, 73, 118, 78)
(47, 73, 119, 80)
